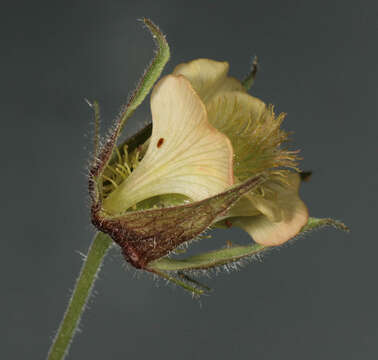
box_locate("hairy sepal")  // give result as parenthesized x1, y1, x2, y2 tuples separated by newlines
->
(300, 217, 349, 233)
(91, 174, 266, 269)
(88, 18, 170, 205)
(147, 216, 348, 295)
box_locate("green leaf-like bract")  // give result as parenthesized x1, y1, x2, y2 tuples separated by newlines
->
(88, 18, 170, 205)
(147, 217, 349, 294)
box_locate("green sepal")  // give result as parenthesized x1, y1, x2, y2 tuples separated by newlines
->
(149, 268, 206, 296)
(89, 18, 170, 204)
(148, 243, 265, 272)
(300, 217, 350, 233)
(118, 18, 170, 132)
(242, 56, 258, 91)
(147, 216, 348, 295)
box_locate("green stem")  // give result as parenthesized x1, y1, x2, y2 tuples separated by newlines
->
(47, 232, 113, 360)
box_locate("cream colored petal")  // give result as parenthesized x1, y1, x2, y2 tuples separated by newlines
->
(173, 59, 245, 104)
(227, 173, 308, 246)
(102, 75, 234, 215)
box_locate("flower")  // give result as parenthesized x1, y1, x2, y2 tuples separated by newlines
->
(91, 58, 307, 265)
(88, 19, 346, 294)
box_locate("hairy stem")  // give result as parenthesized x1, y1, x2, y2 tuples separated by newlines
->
(47, 232, 113, 360)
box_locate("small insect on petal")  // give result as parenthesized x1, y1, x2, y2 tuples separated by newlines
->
(225, 219, 233, 228)
(157, 137, 164, 148)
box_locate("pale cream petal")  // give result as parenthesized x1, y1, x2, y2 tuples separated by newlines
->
(102, 75, 234, 215)
(234, 206, 307, 246)
(173, 59, 244, 104)
(226, 173, 308, 246)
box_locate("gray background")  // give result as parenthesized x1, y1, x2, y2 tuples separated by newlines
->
(1, 0, 377, 359)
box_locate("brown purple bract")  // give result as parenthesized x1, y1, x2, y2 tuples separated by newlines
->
(90, 175, 265, 269)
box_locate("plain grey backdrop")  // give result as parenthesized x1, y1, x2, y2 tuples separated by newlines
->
(1, 0, 377, 359)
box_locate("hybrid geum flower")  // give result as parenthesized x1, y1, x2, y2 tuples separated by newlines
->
(88, 19, 347, 294)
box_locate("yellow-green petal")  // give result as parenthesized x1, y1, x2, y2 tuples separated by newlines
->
(206, 91, 298, 181)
